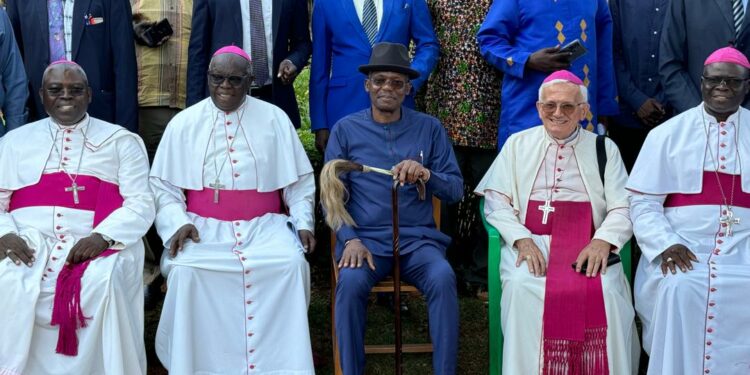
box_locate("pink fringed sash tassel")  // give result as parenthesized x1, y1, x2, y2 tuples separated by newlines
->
(9, 172, 124, 356)
(526, 200, 609, 375)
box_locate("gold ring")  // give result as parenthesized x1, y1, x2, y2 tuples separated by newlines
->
(525, 255, 531, 260)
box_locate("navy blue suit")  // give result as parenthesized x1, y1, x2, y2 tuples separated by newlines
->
(186, 0, 312, 128)
(6, 0, 139, 132)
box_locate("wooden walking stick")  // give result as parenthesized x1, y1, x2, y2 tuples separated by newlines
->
(391, 179, 403, 375)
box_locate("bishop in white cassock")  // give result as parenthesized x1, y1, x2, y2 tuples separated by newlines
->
(628, 47, 750, 375)
(0, 61, 154, 374)
(475, 70, 639, 375)
(150, 46, 316, 374)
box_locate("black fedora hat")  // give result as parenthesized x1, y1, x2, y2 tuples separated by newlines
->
(358, 42, 420, 79)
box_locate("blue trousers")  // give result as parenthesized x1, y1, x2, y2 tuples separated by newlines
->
(335, 245, 458, 375)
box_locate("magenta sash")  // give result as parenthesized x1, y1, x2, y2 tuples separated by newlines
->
(665, 172, 750, 208)
(526, 200, 609, 375)
(9, 172, 124, 356)
(185, 188, 282, 221)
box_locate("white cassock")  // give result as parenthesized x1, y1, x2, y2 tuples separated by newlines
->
(150, 96, 315, 374)
(628, 104, 750, 375)
(0, 116, 154, 375)
(475, 126, 639, 375)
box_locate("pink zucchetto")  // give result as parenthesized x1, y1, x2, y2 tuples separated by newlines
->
(49, 59, 80, 67)
(542, 70, 584, 85)
(213, 45, 251, 62)
(704, 47, 750, 69)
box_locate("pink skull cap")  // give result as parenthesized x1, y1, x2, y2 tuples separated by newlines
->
(542, 70, 584, 85)
(213, 45, 251, 62)
(704, 46, 750, 69)
(49, 59, 80, 67)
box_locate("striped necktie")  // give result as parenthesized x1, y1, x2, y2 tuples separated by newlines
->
(734, 0, 745, 36)
(362, 0, 378, 45)
(249, 0, 269, 86)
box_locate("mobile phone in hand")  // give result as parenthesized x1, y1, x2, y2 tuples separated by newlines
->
(571, 252, 621, 274)
(560, 39, 587, 62)
(143, 18, 173, 47)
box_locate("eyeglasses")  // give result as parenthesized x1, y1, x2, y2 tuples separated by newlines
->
(538, 101, 584, 115)
(208, 73, 248, 87)
(701, 76, 748, 90)
(45, 86, 87, 97)
(369, 77, 409, 90)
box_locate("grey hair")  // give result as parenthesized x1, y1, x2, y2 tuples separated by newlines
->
(42, 63, 89, 86)
(538, 79, 588, 102)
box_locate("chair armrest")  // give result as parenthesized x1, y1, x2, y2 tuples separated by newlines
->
(480, 197, 503, 375)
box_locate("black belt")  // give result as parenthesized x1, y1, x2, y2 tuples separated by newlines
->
(248, 84, 272, 98)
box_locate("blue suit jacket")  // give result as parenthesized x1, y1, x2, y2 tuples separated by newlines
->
(6, 0, 138, 132)
(309, 0, 439, 131)
(0, 8, 28, 136)
(186, 0, 312, 128)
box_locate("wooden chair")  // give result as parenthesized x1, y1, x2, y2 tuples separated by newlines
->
(329, 196, 440, 375)
(480, 198, 633, 375)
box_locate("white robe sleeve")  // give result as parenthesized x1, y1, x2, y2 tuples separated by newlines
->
(0, 189, 18, 237)
(592, 206, 631, 250)
(92, 136, 155, 248)
(150, 176, 192, 248)
(629, 192, 685, 263)
(283, 172, 315, 232)
(484, 190, 532, 248)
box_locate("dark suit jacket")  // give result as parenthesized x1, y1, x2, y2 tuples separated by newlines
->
(6, 0, 138, 132)
(186, 0, 311, 128)
(660, 0, 750, 113)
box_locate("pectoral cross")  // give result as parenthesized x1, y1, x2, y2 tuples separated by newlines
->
(64, 182, 85, 205)
(209, 179, 225, 204)
(538, 200, 555, 225)
(720, 208, 740, 236)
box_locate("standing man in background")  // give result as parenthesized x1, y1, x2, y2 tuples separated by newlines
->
(309, 0, 439, 154)
(477, 0, 618, 149)
(186, 0, 311, 128)
(131, 0, 192, 307)
(0, 7, 27, 137)
(6, 0, 139, 132)
(609, 0, 670, 171)
(424, 0, 500, 297)
(660, 0, 750, 113)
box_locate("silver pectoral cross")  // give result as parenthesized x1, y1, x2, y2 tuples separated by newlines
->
(720, 208, 740, 236)
(209, 179, 225, 204)
(64, 182, 85, 205)
(538, 200, 555, 225)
